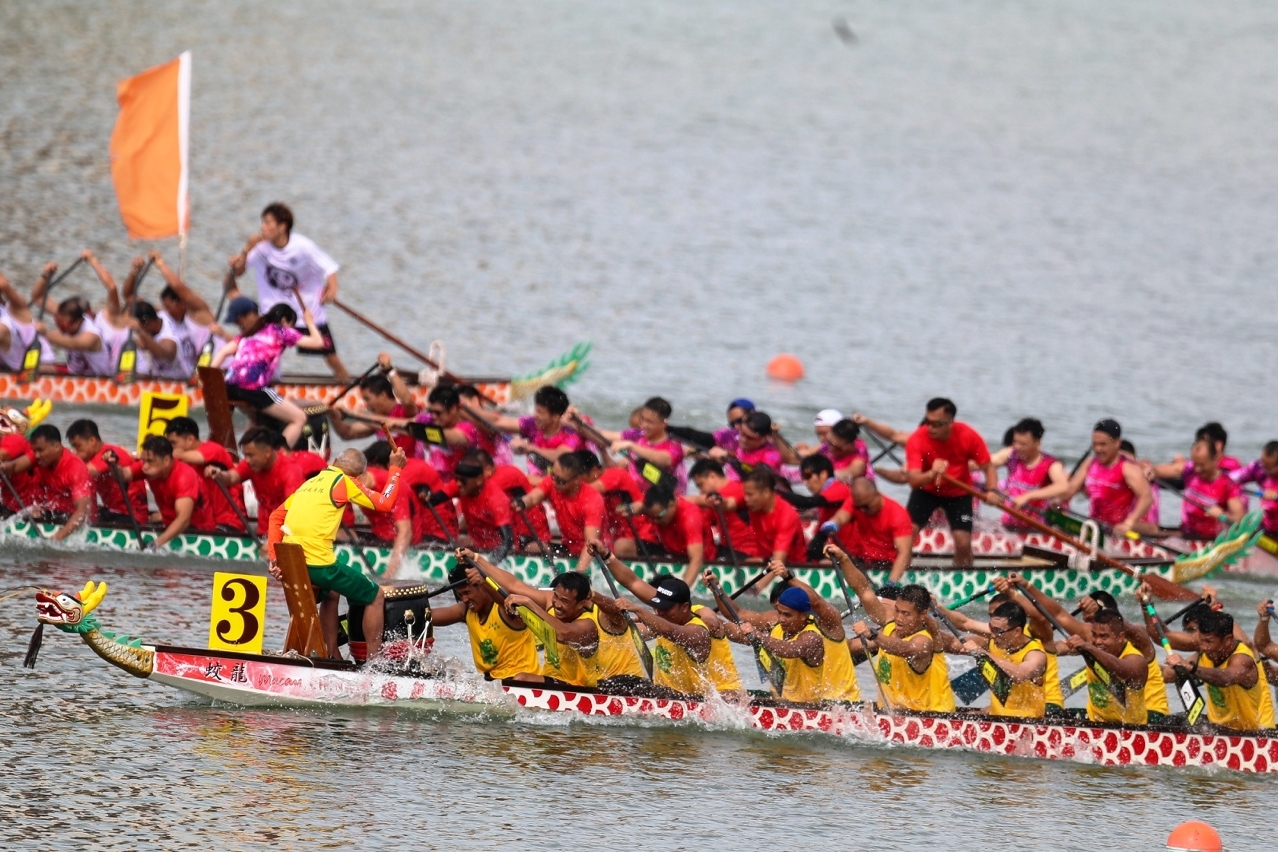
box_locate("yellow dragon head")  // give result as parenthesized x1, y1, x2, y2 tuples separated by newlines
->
(0, 399, 52, 436)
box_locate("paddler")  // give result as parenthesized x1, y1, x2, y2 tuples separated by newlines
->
(810, 476, 914, 583)
(447, 452, 517, 561)
(589, 540, 744, 699)
(479, 385, 583, 475)
(1148, 439, 1244, 540)
(0, 270, 38, 372)
(740, 468, 808, 563)
(66, 418, 149, 525)
(956, 601, 1048, 719)
(1230, 441, 1278, 539)
(107, 437, 217, 547)
(609, 575, 715, 698)
(988, 417, 1069, 527)
(512, 451, 604, 573)
(1058, 418, 1155, 538)
(230, 202, 351, 382)
(164, 416, 248, 534)
(1253, 599, 1278, 688)
(365, 441, 458, 547)
(150, 251, 219, 377)
(723, 561, 860, 702)
(1060, 609, 1149, 725)
(31, 257, 129, 377)
(27, 424, 94, 542)
(634, 486, 715, 583)
(205, 427, 323, 533)
(594, 396, 687, 495)
(1164, 611, 1275, 731)
(431, 562, 539, 681)
(902, 398, 999, 567)
(472, 555, 647, 689)
(265, 446, 407, 659)
(836, 556, 955, 712)
(328, 356, 419, 455)
(687, 458, 764, 560)
(578, 450, 657, 559)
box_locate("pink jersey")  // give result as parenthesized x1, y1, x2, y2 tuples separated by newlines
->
(1085, 456, 1138, 526)
(1231, 460, 1277, 533)
(1180, 462, 1241, 540)
(628, 435, 686, 495)
(1000, 450, 1057, 527)
(518, 415, 583, 475)
(738, 443, 783, 473)
(820, 439, 875, 481)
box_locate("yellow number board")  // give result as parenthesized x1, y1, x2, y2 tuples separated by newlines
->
(208, 572, 267, 655)
(136, 391, 189, 453)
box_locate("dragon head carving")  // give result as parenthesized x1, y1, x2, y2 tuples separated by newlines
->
(0, 399, 51, 436)
(35, 581, 107, 633)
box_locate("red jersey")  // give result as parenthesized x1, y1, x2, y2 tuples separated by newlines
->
(291, 450, 329, 479)
(839, 494, 913, 563)
(490, 464, 550, 544)
(135, 459, 214, 532)
(190, 441, 247, 531)
(453, 475, 514, 549)
(378, 403, 417, 456)
(594, 466, 656, 545)
(366, 465, 412, 542)
(34, 448, 94, 516)
(85, 444, 149, 522)
(905, 421, 991, 498)
(748, 496, 808, 563)
(814, 480, 852, 525)
(651, 498, 716, 561)
(707, 480, 764, 557)
(399, 457, 458, 543)
(537, 475, 605, 555)
(234, 451, 305, 529)
(0, 432, 39, 512)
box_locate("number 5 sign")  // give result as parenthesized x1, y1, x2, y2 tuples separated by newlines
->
(137, 391, 189, 453)
(208, 572, 267, 654)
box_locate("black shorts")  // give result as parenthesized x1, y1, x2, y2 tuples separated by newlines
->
(906, 490, 975, 533)
(297, 322, 337, 356)
(226, 383, 285, 411)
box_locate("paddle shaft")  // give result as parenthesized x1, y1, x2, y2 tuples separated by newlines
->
(422, 498, 459, 549)
(710, 502, 743, 570)
(864, 428, 904, 466)
(327, 362, 382, 408)
(728, 569, 769, 600)
(0, 466, 27, 513)
(107, 461, 148, 550)
(35, 256, 87, 321)
(1142, 599, 1206, 722)
(593, 553, 655, 679)
(211, 475, 260, 547)
(333, 298, 499, 405)
(1068, 448, 1093, 479)
(1039, 503, 1191, 557)
(1020, 585, 1126, 704)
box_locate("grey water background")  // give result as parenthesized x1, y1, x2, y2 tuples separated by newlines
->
(3, 0, 1278, 848)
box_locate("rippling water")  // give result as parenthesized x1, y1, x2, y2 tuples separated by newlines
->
(4, 1, 1278, 848)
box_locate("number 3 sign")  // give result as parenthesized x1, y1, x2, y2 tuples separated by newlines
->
(208, 572, 267, 654)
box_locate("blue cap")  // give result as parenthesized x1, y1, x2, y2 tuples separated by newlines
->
(224, 296, 259, 323)
(776, 586, 812, 613)
(727, 398, 755, 413)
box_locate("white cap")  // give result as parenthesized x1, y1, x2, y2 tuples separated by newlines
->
(813, 409, 844, 427)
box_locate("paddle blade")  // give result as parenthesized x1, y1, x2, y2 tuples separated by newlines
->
(1062, 666, 1089, 699)
(624, 615, 655, 680)
(515, 605, 561, 670)
(1139, 572, 1201, 603)
(1176, 676, 1207, 726)
(951, 665, 991, 705)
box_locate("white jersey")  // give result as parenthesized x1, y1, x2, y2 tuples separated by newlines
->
(65, 313, 116, 376)
(161, 310, 211, 378)
(138, 313, 189, 379)
(0, 306, 35, 372)
(246, 233, 339, 326)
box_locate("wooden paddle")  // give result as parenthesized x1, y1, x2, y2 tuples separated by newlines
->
(1142, 597, 1207, 724)
(327, 362, 383, 408)
(333, 299, 499, 405)
(593, 552, 655, 679)
(705, 573, 785, 694)
(106, 459, 148, 550)
(211, 475, 261, 548)
(21, 257, 88, 380)
(941, 473, 1197, 602)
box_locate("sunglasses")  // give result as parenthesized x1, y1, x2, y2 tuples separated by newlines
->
(729, 417, 746, 427)
(989, 625, 1019, 637)
(925, 418, 953, 429)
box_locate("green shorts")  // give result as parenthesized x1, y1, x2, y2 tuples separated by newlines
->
(308, 561, 380, 607)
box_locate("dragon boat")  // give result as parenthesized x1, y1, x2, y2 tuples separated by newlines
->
(0, 340, 591, 409)
(25, 576, 1278, 774)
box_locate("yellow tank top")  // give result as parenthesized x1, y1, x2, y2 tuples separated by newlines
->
(691, 605, 743, 693)
(653, 615, 712, 695)
(1086, 641, 1147, 725)
(1198, 643, 1277, 731)
(988, 637, 1046, 718)
(874, 622, 956, 712)
(817, 622, 860, 702)
(465, 602, 539, 680)
(1044, 647, 1064, 708)
(542, 604, 646, 687)
(770, 621, 826, 703)
(1144, 656, 1170, 716)
(281, 466, 378, 566)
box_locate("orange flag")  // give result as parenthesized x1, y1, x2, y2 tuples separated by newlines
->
(109, 51, 191, 240)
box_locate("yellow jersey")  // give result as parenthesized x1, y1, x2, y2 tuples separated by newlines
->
(874, 622, 956, 712)
(1044, 647, 1064, 708)
(1144, 656, 1170, 717)
(653, 615, 712, 695)
(1086, 641, 1147, 725)
(1198, 643, 1276, 731)
(987, 637, 1046, 719)
(466, 602, 539, 680)
(691, 605, 743, 693)
(543, 604, 646, 687)
(272, 465, 402, 566)
(770, 621, 824, 703)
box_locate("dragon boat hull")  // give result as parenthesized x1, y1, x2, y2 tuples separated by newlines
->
(5, 518, 1176, 604)
(72, 642, 1278, 774)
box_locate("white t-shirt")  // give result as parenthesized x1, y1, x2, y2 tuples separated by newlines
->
(138, 313, 188, 379)
(0, 306, 35, 372)
(246, 233, 339, 327)
(161, 310, 212, 378)
(65, 313, 116, 377)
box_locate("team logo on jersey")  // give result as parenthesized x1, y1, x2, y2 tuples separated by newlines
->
(265, 264, 299, 291)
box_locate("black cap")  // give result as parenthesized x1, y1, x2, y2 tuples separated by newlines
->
(649, 575, 691, 610)
(1093, 418, 1122, 439)
(132, 300, 160, 325)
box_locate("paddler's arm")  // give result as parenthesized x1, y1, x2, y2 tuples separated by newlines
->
(851, 414, 908, 445)
(1124, 618, 1158, 663)
(875, 628, 935, 674)
(587, 539, 658, 601)
(773, 562, 845, 642)
(1255, 600, 1278, 661)
(964, 640, 1046, 683)
(387, 517, 412, 576)
(327, 407, 378, 441)
(128, 316, 178, 364)
(1058, 461, 1091, 504)
(265, 500, 290, 571)
(376, 353, 418, 418)
(1165, 649, 1258, 690)
(574, 522, 601, 574)
(907, 457, 948, 491)
(51, 493, 93, 542)
(589, 593, 637, 637)
(1222, 493, 1245, 524)
(824, 541, 891, 626)
(343, 446, 407, 512)
(617, 599, 710, 662)
(152, 252, 215, 325)
(1018, 581, 1088, 638)
(1137, 583, 1198, 651)
(1012, 459, 1071, 507)
(84, 251, 125, 325)
(1116, 463, 1154, 535)
(997, 575, 1053, 643)
(210, 338, 238, 369)
(503, 594, 597, 648)
(153, 496, 195, 549)
(612, 439, 673, 469)
(936, 604, 988, 637)
(1065, 635, 1148, 687)
(459, 549, 554, 610)
(739, 621, 823, 666)
(430, 601, 469, 628)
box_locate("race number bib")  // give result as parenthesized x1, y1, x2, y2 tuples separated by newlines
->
(208, 572, 267, 654)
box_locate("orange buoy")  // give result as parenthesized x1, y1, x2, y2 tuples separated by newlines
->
(766, 353, 804, 382)
(1166, 821, 1222, 852)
